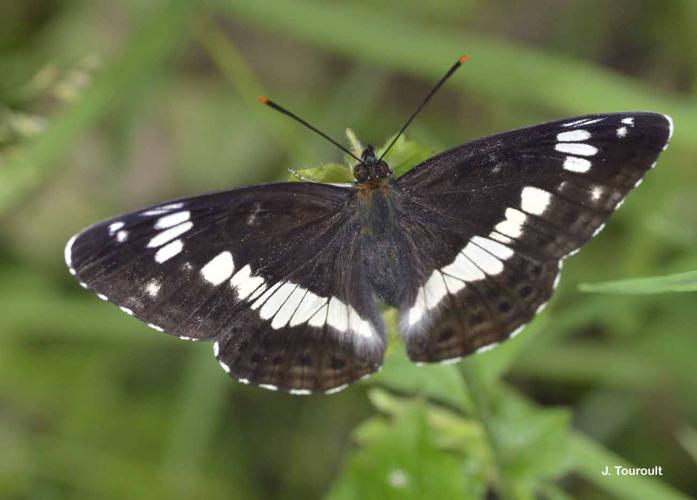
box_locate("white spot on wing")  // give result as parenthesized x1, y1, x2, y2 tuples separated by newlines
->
(471, 236, 514, 260)
(489, 232, 514, 245)
(423, 273, 448, 310)
(219, 360, 230, 373)
(441, 356, 462, 365)
(64, 234, 77, 271)
(325, 383, 349, 395)
(142, 202, 184, 216)
(251, 281, 282, 310)
(553, 272, 561, 289)
(154, 210, 190, 229)
(521, 186, 551, 215)
(591, 186, 603, 200)
(200, 251, 235, 285)
(664, 114, 673, 142)
(258, 282, 296, 321)
(348, 306, 374, 339)
(563, 156, 591, 173)
(145, 280, 161, 297)
(592, 222, 607, 237)
(442, 252, 485, 282)
(289, 292, 326, 327)
(289, 388, 312, 395)
(556, 129, 590, 142)
(495, 208, 527, 238)
(475, 343, 498, 354)
(308, 303, 328, 327)
(442, 274, 465, 294)
(561, 117, 604, 128)
(246, 203, 262, 226)
(271, 285, 306, 329)
(407, 287, 428, 327)
(327, 297, 349, 333)
(616, 126, 628, 138)
(555, 143, 598, 156)
(259, 282, 296, 320)
(155, 239, 183, 263)
(621, 117, 634, 126)
(147, 221, 193, 248)
(116, 230, 128, 243)
(120, 306, 134, 316)
(463, 242, 504, 275)
(259, 383, 278, 392)
(213, 341, 220, 357)
(230, 264, 266, 301)
(108, 222, 124, 235)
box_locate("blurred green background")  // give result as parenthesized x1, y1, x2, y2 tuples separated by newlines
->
(1, 1, 696, 499)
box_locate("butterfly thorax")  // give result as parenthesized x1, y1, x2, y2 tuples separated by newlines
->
(353, 145, 392, 185)
(351, 176, 410, 306)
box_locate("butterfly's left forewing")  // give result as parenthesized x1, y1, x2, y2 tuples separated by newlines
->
(393, 112, 672, 363)
(66, 183, 386, 394)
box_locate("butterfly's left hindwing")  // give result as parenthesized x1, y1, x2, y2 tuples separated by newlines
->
(66, 183, 386, 394)
(393, 112, 672, 363)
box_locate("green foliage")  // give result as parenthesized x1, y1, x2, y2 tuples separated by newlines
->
(289, 130, 432, 183)
(328, 390, 487, 500)
(580, 270, 697, 294)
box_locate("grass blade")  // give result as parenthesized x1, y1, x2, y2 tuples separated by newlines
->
(0, 0, 200, 215)
(579, 270, 697, 294)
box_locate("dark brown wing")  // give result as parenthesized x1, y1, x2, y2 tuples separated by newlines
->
(391, 112, 672, 363)
(66, 183, 386, 394)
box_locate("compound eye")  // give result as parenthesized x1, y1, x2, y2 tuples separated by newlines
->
(353, 164, 368, 182)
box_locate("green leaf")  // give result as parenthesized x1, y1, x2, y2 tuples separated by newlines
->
(370, 349, 472, 413)
(289, 163, 353, 183)
(579, 270, 697, 294)
(493, 387, 572, 485)
(377, 134, 433, 177)
(327, 390, 487, 500)
(290, 131, 431, 183)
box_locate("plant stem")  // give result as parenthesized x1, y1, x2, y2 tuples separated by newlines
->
(459, 359, 516, 500)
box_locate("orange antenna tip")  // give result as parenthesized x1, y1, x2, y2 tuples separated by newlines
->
(257, 95, 269, 104)
(458, 54, 470, 64)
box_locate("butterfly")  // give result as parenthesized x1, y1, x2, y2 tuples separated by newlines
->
(65, 55, 673, 395)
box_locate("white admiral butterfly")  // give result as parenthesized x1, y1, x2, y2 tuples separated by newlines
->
(65, 55, 673, 395)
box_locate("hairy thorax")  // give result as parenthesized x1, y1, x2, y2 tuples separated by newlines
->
(354, 181, 410, 306)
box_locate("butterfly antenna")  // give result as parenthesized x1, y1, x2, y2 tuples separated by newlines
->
(257, 96, 362, 163)
(379, 54, 469, 161)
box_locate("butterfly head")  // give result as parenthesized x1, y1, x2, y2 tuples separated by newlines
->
(354, 145, 392, 184)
